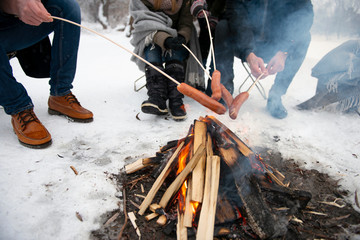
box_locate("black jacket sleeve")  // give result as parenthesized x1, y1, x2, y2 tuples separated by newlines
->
(223, 0, 255, 61)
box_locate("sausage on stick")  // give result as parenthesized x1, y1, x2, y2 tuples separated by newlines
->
(220, 84, 233, 108)
(50, 16, 227, 115)
(211, 70, 222, 101)
(177, 83, 226, 115)
(229, 73, 265, 119)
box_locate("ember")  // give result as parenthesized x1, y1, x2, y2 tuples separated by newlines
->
(121, 116, 313, 239)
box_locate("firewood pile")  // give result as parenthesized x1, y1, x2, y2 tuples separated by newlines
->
(120, 116, 315, 239)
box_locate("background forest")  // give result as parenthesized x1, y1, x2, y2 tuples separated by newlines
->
(77, 0, 360, 38)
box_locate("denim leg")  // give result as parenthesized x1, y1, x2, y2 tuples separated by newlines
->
(45, 0, 81, 96)
(0, 0, 80, 114)
(0, 46, 34, 115)
(144, 45, 163, 64)
(269, 33, 311, 97)
(214, 20, 236, 95)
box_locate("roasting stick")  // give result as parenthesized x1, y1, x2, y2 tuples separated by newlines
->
(50, 16, 226, 115)
(203, 10, 216, 71)
(50, 16, 179, 85)
(202, 10, 222, 101)
(229, 73, 265, 120)
(181, 43, 212, 80)
(182, 43, 233, 107)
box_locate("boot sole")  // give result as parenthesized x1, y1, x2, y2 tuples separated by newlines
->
(18, 139, 53, 149)
(171, 114, 187, 121)
(48, 108, 93, 123)
(141, 103, 168, 115)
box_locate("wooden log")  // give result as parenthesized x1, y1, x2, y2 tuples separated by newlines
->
(196, 134, 214, 238)
(177, 207, 188, 240)
(215, 195, 238, 224)
(183, 177, 193, 227)
(191, 120, 207, 202)
(197, 155, 220, 240)
(206, 115, 253, 157)
(159, 144, 206, 209)
(125, 157, 159, 174)
(138, 141, 184, 215)
(218, 146, 285, 239)
(156, 215, 167, 226)
(207, 155, 220, 239)
(145, 212, 158, 221)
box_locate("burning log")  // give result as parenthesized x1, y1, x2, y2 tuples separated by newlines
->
(129, 116, 312, 239)
(138, 141, 184, 215)
(159, 144, 206, 209)
(191, 120, 207, 203)
(196, 134, 221, 239)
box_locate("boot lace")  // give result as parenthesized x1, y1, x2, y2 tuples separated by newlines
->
(64, 93, 81, 105)
(16, 109, 39, 130)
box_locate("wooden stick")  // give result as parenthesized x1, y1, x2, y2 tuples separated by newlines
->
(145, 212, 159, 221)
(117, 187, 128, 240)
(159, 144, 206, 208)
(128, 212, 141, 238)
(183, 177, 193, 227)
(207, 155, 221, 239)
(196, 134, 214, 239)
(50, 16, 180, 86)
(182, 43, 212, 80)
(191, 121, 207, 202)
(125, 157, 158, 174)
(246, 73, 264, 93)
(203, 10, 216, 70)
(138, 141, 185, 215)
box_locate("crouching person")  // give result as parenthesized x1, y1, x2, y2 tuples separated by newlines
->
(0, 0, 93, 148)
(129, 0, 192, 121)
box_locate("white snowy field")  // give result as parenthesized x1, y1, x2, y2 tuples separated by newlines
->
(0, 25, 359, 240)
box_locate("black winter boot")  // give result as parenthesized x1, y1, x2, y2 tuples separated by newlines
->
(141, 64, 168, 115)
(165, 61, 187, 121)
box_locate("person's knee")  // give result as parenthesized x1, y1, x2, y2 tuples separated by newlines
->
(46, 0, 81, 22)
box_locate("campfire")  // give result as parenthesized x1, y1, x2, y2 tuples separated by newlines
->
(123, 116, 312, 239)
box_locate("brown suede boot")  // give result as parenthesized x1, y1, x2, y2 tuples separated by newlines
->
(11, 109, 52, 148)
(48, 92, 93, 122)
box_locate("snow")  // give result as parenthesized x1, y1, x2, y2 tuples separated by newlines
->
(1, 25, 359, 240)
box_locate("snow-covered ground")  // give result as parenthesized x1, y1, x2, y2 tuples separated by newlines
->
(0, 25, 359, 240)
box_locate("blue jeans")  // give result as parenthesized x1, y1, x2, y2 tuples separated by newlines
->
(0, 0, 81, 115)
(144, 44, 188, 65)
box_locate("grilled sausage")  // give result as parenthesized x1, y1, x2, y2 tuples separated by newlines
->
(211, 70, 222, 101)
(177, 83, 226, 115)
(220, 84, 233, 108)
(229, 92, 249, 119)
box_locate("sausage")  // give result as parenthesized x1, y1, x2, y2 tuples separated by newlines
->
(211, 70, 222, 101)
(177, 83, 226, 115)
(220, 84, 233, 108)
(229, 92, 249, 120)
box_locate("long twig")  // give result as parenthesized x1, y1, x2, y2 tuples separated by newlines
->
(182, 43, 212, 80)
(117, 187, 128, 240)
(50, 16, 180, 85)
(203, 10, 216, 71)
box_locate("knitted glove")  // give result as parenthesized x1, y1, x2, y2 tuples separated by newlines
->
(164, 35, 186, 50)
(190, 0, 208, 18)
